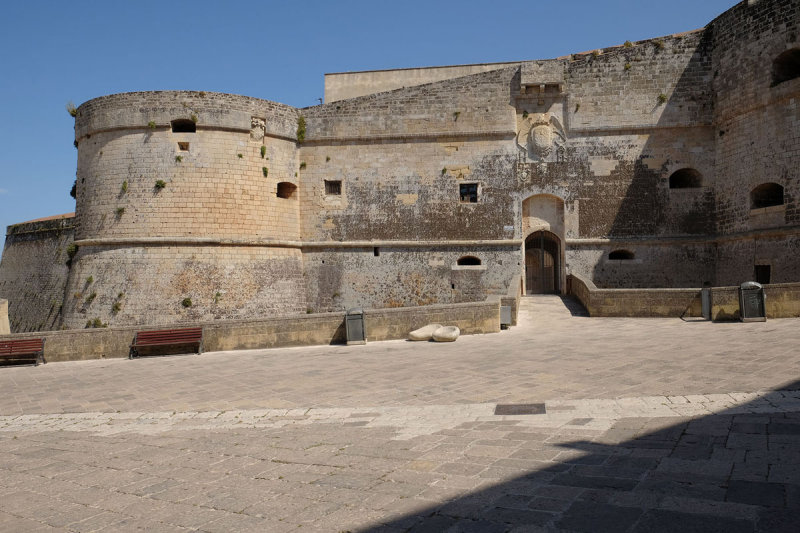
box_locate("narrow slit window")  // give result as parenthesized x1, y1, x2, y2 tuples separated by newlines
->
(171, 119, 196, 133)
(459, 183, 478, 203)
(373, 247, 380, 257)
(325, 180, 342, 196)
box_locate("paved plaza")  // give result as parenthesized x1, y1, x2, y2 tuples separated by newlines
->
(0, 296, 799, 531)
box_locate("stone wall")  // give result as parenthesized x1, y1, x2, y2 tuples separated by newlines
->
(324, 62, 521, 103)
(569, 273, 800, 320)
(302, 245, 520, 313)
(60, 244, 306, 330)
(710, 0, 800, 283)
(0, 300, 500, 363)
(0, 216, 75, 332)
(0, 300, 9, 335)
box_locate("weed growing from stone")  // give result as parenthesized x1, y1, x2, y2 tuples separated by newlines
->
(657, 93, 668, 104)
(182, 298, 192, 308)
(121, 180, 128, 193)
(147, 121, 157, 129)
(260, 145, 267, 158)
(154, 180, 166, 190)
(296, 115, 306, 142)
(66, 101, 77, 117)
(262, 167, 268, 178)
(174, 155, 183, 163)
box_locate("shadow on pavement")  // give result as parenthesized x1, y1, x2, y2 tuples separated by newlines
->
(366, 383, 800, 532)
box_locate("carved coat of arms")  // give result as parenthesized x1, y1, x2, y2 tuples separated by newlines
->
(516, 113, 566, 162)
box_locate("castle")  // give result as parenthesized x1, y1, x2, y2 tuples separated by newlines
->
(1, 0, 798, 333)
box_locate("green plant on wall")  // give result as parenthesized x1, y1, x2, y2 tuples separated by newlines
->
(70, 180, 77, 199)
(115, 207, 125, 217)
(121, 180, 128, 193)
(66, 244, 78, 261)
(624, 62, 632, 71)
(147, 121, 157, 129)
(624, 40, 633, 48)
(522, 110, 529, 119)
(325, 155, 330, 162)
(66, 101, 77, 117)
(190, 113, 198, 123)
(154, 179, 166, 190)
(85, 318, 107, 328)
(296, 115, 306, 142)
(654, 40, 665, 51)
(175, 155, 183, 163)
(299, 162, 306, 170)
(262, 167, 268, 178)
(441, 168, 447, 175)
(237, 153, 243, 159)
(85, 292, 97, 305)
(657, 93, 668, 104)
(260, 145, 267, 158)
(213, 291, 222, 304)
(181, 297, 193, 308)
(112, 302, 122, 314)
(85, 276, 93, 284)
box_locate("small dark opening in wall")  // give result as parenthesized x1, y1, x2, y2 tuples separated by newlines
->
(771, 48, 800, 86)
(451, 283, 455, 289)
(373, 247, 379, 257)
(668, 168, 702, 188)
(751, 183, 784, 209)
(609, 249, 634, 260)
(171, 119, 196, 133)
(325, 180, 342, 195)
(277, 182, 297, 199)
(755, 265, 771, 284)
(177, 142, 189, 151)
(459, 183, 478, 203)
(457, 256, 481, 266)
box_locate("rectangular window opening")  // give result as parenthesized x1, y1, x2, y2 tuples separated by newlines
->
(177, 142, 190, 151)
(459, 183, 478, 203)
(755, 264, 771, 284)
(325, 180, 342, 196)
(373, 247, 380, 257)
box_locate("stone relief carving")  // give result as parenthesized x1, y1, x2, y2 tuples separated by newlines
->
(250, 117, 266, 141)
(516, 113, 566, 163)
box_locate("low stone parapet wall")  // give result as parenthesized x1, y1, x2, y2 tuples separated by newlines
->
(569, 273, 800, 320)
(0, 300, 500, 363)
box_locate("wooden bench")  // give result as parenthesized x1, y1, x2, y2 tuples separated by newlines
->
(0, 338, 46, 366)
(129, 327, 203, 359)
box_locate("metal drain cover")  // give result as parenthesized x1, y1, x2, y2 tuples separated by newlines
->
(494, 403, 546, 415)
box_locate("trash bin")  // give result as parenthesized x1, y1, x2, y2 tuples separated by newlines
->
(346, 307, 366, 345)
(738, 281, 766, 322)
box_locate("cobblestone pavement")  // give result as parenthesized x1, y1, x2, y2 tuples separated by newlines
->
(0, 296, 798, 531)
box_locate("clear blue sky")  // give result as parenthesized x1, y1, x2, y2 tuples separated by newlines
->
(0, 0, 737, 243)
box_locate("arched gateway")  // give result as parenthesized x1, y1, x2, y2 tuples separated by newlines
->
(525, 231, 561, 294)
(521, 194, 565, 295)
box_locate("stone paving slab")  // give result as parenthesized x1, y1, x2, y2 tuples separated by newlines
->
(0, 297, 798, 531)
